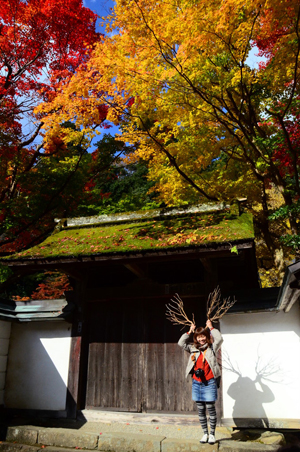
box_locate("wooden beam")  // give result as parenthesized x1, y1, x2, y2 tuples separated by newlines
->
(199, 258, 212, 273)
(124, 263, 148, 279)
(85, 281, 205, 302)
(200, 257, 218, 297)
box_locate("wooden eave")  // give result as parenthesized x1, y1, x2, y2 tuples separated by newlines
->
(276, 260, 300, 312)
(225, 287, 280, 313)
(0, 298, 75, 322)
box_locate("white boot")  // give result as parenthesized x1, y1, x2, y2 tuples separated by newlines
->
(200, 433, 208, 443)
(208, 434, 216, 444)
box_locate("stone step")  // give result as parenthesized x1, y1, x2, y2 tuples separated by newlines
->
(1, 425, 281, 452)
(0, 444, 95, 452)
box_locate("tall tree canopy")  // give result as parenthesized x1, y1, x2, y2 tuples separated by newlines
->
(0, 0, 109, 253)
(75, 134, 161, 217)
(37, 0, 300, 274)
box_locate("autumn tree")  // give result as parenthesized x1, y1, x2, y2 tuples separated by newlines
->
(75, 133, 161, 217)
(36, 0, 300, 279)
(0, 267, 72, 301)
(0, 0, 110, 254)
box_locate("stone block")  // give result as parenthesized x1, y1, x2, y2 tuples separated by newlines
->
(6, 427, 38, 445)
(219, 440, 278, 452)
(38, 429, 98, 450)
(260, 431, 285, 446)
(43, 447, 96, 452)
(161, 437, 218, 452)
(98, 432, 165, 452)
(0, 442, 40, 452)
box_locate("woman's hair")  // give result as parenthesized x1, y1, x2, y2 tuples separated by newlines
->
(193, 326, 212, 347)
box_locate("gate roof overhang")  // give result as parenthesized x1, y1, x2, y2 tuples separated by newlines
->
(0, 203, 258, 311)
(1, 202, 255, 270)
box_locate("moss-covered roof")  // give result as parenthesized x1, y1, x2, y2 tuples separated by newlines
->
(5, 204, 254, 262)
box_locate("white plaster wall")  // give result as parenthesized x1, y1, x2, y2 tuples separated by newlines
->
(220, 302, 300, 421)
(0, 320, 11, 405)
(5, 321, 72, 410)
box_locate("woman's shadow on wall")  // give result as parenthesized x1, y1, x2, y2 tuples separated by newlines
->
(223, 352, 281, 429)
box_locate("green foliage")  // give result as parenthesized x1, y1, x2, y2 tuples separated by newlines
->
(268, 201, 300, 252)
(75, 134, 162, 216)
(0, 263, 13, 284)
(268, 201, 300, 220)
(0, 122, 94, 254)
(280, 234, 300, 250)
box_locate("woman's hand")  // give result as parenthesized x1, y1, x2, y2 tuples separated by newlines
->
(206, 319, 213, 330)
(188, 323, 196, 334)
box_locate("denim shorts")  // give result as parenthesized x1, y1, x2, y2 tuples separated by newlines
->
(192, 378, 218, 402)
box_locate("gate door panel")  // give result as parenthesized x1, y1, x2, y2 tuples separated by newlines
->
(86, 298, 203, 412)
(86, 299, 143, 411)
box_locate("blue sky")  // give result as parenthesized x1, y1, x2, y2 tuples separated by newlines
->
(83, 0, 116, 33)
(83, 0, 121, 139)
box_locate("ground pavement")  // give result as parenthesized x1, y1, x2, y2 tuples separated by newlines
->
(0, 410, 299, 452)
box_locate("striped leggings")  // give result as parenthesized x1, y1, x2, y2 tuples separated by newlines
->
(196, 401, 217, 435)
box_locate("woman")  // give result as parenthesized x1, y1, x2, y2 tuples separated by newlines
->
(178, 319, 223, 445)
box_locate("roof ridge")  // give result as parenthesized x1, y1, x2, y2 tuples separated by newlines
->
(56, 202, 230, 230)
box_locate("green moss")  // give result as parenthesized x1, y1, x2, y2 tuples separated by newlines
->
(9, 211, 254, 260)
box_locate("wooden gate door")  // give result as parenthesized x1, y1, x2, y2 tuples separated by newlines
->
(86, 297, 205, 412)
(86, 298, 144, 411)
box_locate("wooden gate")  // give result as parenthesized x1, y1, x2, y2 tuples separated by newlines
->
(85, 297, 205, 412)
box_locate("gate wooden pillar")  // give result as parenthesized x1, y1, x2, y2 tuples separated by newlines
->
(66, 276, 89, 417)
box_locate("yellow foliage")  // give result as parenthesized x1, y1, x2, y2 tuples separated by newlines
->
(34, 0, 300, 273)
